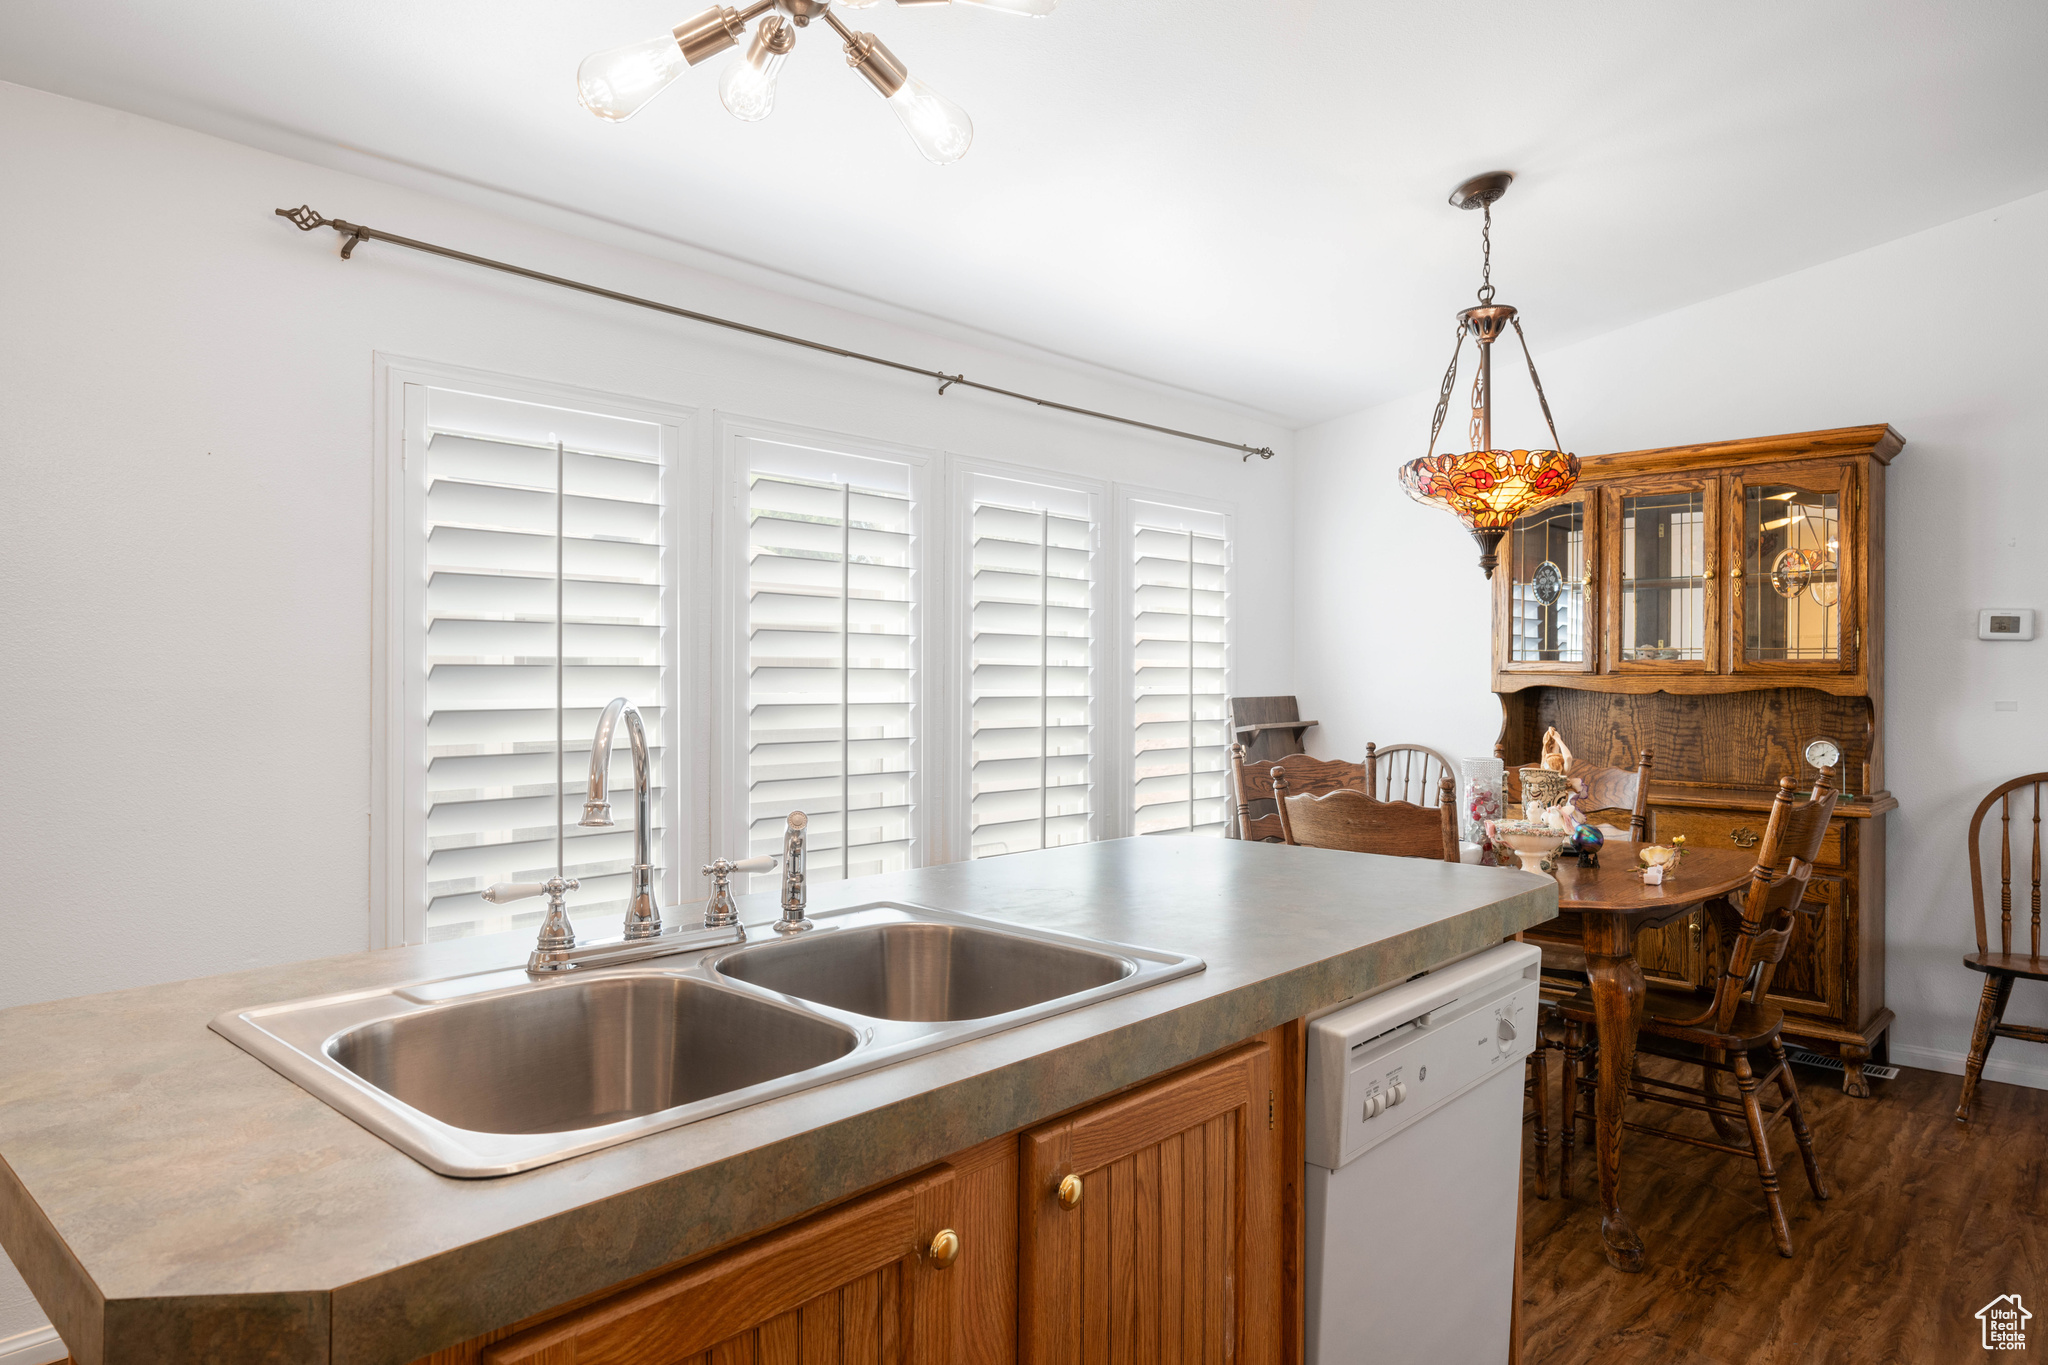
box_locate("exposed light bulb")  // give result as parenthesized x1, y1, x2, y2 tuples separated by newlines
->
(719, 17, 792, 122)
(886, 77, 974, 163)
(956, 0, 1059, 14)
(578, 32, 689, 121)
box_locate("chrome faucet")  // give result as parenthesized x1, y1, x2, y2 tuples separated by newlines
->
(580, 697, 660, 940)
(774, 810, 815, 935)
(484, 695, 756, 973)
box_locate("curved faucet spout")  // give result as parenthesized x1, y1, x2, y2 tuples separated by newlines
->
(582, 697, 659, 940)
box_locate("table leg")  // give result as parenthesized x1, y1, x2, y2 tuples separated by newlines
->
(1582, 910, 1646, 1272)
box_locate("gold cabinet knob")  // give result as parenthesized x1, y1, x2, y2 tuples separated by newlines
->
(1057, 1174, 1084, 1210)
(927, 1228, 961, 1270)
(1730, 827, 1760, 848)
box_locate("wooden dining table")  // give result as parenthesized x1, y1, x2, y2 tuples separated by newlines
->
(1542, 840, 1758, 1272)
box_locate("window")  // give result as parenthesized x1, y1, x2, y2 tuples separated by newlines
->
(396, 382, 679, 943)
(962, 468, 1099, 858)
(1125, 497, 1230, 837)
(739, 433, 921, 888)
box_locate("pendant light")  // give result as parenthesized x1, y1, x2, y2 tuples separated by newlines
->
(1398, 172, 1579, 577)
(578, 0, 1053, 163)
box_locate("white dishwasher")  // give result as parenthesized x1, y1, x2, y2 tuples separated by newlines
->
(1304, 941, 1540, 1364)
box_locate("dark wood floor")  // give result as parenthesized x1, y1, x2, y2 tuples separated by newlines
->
(1520, 1054, 2048, 1364)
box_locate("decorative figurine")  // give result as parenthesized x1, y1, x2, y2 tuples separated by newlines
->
(1638, 835, 1686, 883)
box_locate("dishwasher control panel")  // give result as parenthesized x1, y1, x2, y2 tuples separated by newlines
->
(1305, 942, 1541, 1168)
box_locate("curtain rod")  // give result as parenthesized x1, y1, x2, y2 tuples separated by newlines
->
(274, 206, 1277, 462)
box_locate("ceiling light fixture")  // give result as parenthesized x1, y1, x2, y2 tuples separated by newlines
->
(578, 0, 1051, 163)
(1398, 172, 1579, 577)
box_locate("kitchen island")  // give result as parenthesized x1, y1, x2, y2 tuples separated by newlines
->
(0, 837, 1554, 1365)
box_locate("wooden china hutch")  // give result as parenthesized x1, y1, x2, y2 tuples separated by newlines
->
(1493, 424, 1901, 1095)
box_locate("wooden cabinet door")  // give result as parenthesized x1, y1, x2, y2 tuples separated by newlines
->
(1632, 911, 1704, 990)
(483, 1165, 959, 1365)
(1494, 494, 1598, 676)
(1727, 460, 1857, 677)
(1760, 872, 1849, 1025)
(1602, 476, 1722, 674)
(1018, 1039, 1279, 1365)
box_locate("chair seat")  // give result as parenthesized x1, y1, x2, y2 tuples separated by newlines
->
(1558, 984, 1786, 1049)
(1966, 951, 2048, 981)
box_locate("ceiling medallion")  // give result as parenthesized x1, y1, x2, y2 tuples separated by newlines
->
(578, 0, 1055, 164)
(1398, 172, 1581, 577)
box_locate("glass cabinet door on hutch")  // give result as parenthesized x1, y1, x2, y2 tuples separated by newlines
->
(1730, 462, 1855, 673)
(1499, 496, 1594, 673)
(1604, 478, 1719, 673)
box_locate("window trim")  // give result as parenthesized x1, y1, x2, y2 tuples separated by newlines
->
(715, 412, 938, 875)
(373, 354, 699, 948)
(948, 456, 1110, 862)
(1111, 483, 1236, 841)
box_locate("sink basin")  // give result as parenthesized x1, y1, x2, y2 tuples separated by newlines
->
(716, 922, 1132, 1022)
(329, 975, 856, 1136)
(212, 902, 1202, 1177)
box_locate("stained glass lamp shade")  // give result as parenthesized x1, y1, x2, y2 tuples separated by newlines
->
(1400, 448, 1580, 577)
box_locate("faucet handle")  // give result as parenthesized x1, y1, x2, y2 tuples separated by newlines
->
(701, 855, 778, 932)
(704, 855, 779, 878)
(484, 876, 583, 973)
(483, 878, 580, 905)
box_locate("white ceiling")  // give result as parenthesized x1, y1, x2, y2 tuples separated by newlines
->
(5, 0, 2046, 424)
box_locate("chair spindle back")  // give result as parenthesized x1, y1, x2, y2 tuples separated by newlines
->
(1709, 766, 1840, 1034)
(1969, 773, 2048, 961)
(1365, 742, 1458, 808)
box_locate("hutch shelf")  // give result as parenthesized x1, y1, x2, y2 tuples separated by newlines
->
(1493, 423, 1901, 1095)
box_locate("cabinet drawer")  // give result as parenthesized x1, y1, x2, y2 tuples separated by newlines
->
(1657, 806, 1844, 868)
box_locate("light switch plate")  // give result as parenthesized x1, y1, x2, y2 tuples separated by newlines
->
(1979, 608, 2036, 641)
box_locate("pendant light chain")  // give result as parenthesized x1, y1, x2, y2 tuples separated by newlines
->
(1477, 202, 1495, 304)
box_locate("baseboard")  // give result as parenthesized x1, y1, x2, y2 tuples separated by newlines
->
(1891, 1042, 2048, 1091)
(0, 1325, 67, 1365)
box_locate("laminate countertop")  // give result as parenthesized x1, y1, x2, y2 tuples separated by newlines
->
(0, 837, 1555, 1365)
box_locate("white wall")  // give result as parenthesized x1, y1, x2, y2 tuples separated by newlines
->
(0, 80, 1294, 1346)
(1294, 188, 2048, 1095)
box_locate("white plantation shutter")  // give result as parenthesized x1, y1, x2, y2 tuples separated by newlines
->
(409, 389, 671, 942)
(743, 439, 917, 888)
(1129, 501, 1230, 837)
(966, 472, 1096, 858)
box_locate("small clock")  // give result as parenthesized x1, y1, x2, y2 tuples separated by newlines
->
(1804, 738, 1841, 772)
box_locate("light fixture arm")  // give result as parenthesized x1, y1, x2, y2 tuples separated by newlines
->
(1424, 321, 1468, 460)
(1509, 314, 1564, 454)
(822, 8, 911, 97)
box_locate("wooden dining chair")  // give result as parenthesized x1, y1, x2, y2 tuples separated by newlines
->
(1230, 747, 1370, 843)
(1272, 770, 1459, 862)
(1559, 767, 1839, 1258)
(1364, 742, 1457, 807)
(1956, 772, 2048, 1124)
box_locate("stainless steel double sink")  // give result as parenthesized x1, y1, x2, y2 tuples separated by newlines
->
(211, 903, 1203, 1177)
